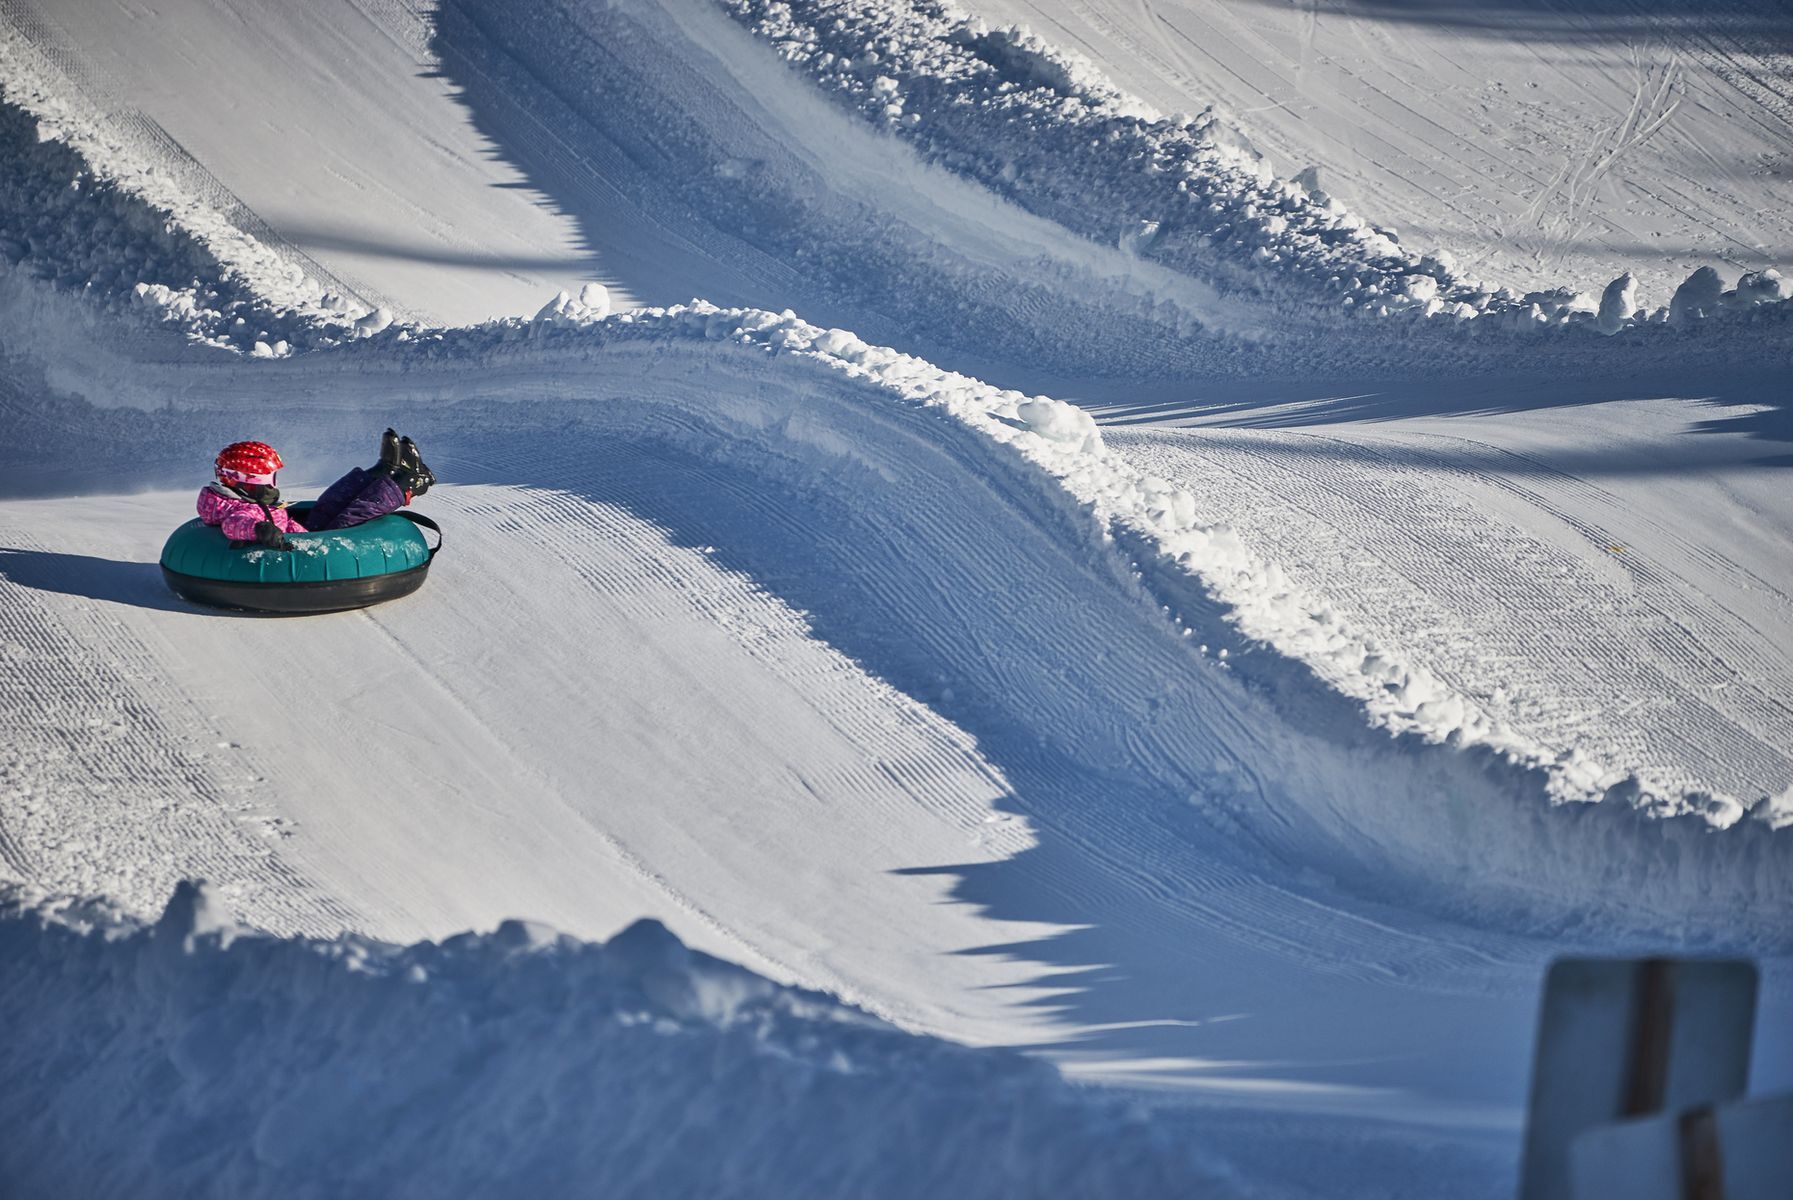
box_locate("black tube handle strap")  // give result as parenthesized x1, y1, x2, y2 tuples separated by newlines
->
(394, 510, 443, 560)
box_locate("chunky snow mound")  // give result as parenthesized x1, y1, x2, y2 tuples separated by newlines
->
(955, 0, 1793, 307)
(0, 882, 1224, 1199)
(0, 99, 326, 355)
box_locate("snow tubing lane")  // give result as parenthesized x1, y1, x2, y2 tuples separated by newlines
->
(159, 507, 440, 614)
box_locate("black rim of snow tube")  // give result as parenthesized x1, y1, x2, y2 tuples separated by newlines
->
(160, 512, 443, 614)
(161, 560, 432, 614)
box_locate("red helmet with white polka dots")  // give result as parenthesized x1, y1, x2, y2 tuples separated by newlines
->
(215, 440, 285, 488)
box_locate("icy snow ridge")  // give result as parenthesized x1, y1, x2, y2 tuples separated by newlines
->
(0, 882, 1223, 1199)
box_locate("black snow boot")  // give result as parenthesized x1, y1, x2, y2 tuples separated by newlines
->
(369, 427, 401, 477)
(395, 436, 434, 497)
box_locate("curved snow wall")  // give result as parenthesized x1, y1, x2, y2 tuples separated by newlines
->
(27, 298, 1787, 948)
(0, 882, 1223, 1199)
(429, 0, 1267, 386)
(421, 314, 1793, 948)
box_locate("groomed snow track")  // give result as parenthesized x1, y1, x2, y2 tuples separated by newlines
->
(1111, 421, 1793, 825)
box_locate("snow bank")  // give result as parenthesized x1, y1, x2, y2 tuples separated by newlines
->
(0, 28, 367, 352)
(720, 0, 1793, 342)
(435, 0, 1272, 381)
(428, 0, 1793, 383)
(8, 0, 1788, 387)
(0, 882, 1224, 1199)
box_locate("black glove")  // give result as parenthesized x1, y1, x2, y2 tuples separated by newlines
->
(254, 521, 292, 551)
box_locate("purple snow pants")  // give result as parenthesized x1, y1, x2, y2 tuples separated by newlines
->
(305, 467, 406, 531)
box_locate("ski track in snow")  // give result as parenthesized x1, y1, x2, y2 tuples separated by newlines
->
(1110, 423, 1793, 819)
(0, 477, 1065, 1041)
(411, 465, 1061, 1029)
(0, 521, 357, 936)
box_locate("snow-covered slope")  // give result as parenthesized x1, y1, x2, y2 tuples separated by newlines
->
(2, 0, 1791, 1194)
(960, 0, 1793, 303)
(0, 0, 600, 326)
(0, 0, 1266, 373)
(5, 280, 1789, 1125)
(8, 0, 1791, 391)
(1102, 390, 1793, 828)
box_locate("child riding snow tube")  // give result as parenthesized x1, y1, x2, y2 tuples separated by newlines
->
(160, 433, 442, 614)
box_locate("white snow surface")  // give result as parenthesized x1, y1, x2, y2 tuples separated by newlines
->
(5, 0, 1792, 386)
(0, 881, 1230, 1199)
(958, 0, 1793, 304)
(0, 0, 588, 328)
(3, 0, 1793, 1195)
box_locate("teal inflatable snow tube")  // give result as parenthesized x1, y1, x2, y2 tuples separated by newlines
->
(160, 504, 441, 614)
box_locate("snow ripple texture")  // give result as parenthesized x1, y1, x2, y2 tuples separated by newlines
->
(0, 519, 356, 937)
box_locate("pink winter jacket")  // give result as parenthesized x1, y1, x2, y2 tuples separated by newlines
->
(196, 484, 308, 542)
